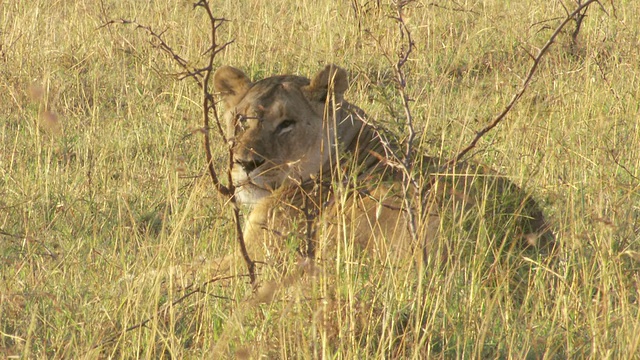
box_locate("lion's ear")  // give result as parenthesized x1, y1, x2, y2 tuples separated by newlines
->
(303, 64, 349, 103)
(213, 66, 251, 108)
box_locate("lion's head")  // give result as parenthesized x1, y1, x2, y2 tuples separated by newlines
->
(214, 65, 352, 205)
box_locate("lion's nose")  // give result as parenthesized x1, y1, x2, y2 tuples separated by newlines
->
(236, 158, 265, 173)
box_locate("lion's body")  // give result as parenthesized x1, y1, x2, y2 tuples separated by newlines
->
(213, 65, 552, 271)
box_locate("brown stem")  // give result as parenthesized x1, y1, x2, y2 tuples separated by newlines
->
(91, 274, 245, 351)
(233, 207, 256, 285)
(100, 17, 232, 196)
(419, 0, 600, 222)
(442, 0, 600, 170)
(102, 0, 257, 286)
(389, 1, 419, 241)
(197, 0, 256, 284)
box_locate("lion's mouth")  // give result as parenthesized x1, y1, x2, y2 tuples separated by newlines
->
(232, 163, 280, 191)
(235, 158, 265, 175)
(231, 166, 277, 205)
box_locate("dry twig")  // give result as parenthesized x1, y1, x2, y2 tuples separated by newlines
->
(439, 0, 601, 173)
(102, 0, 257, 284)
(92, 274, 247, 351)
(375, 0, 421, 241)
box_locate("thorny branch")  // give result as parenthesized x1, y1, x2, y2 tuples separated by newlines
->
(415, 0, 603, 222)
(437, 0, 601, 174)
(559, 0, 600, 55)
(427, 1, 479, 15)
(373, 0, 601, 239)
(100, 20, 233, 196)
(196, 0, 257, 284)
(102, 1, 256, 283)
(372, 0, 421, 241)
(92, 274, 248, 350)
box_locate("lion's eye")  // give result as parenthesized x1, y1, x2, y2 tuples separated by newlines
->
(275, 119, 296, 135)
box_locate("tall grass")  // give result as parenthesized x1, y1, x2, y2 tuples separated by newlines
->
(1, 0, 638, 358)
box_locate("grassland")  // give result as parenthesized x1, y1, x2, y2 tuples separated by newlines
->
(1, 0, 639, 358)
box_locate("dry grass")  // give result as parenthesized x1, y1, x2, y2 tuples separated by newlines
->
(1, 0, 639, 358)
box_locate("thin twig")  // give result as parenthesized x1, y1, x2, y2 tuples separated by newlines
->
(196, 0, 256, 284)
(0, 228, 22, 239)
(427, 1, 479, 15)
(233, 207, 256, 285)
(417, 0, 600, 222)
(364, 1, 421, 241)
(389, 1, 420, 241)
(92, 274, 247, 351)
(441, 0, 599, 170)
(102, 1, 257, 284)
(608, 149, 640, 182)
(199, 21, 232, 196)
(100, 17, 233, 196)
(302, 191, 317, 259)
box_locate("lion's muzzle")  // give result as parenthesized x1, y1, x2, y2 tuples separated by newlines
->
(235, 158, 265, 174)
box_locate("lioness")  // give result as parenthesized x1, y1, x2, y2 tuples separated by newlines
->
(213, 64, 552, 273)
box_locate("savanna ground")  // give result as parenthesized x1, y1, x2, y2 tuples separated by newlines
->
(1, 0, 639, 358)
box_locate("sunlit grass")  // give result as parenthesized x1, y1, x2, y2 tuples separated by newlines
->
(1, 0, 639, 358)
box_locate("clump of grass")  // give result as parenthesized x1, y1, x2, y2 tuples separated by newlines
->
(1, 0, 639, 358)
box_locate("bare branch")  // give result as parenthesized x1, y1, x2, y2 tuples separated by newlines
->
(441, 0, 600, 170)
(374, 0, 421, 241)
(101, 1, 257, 284)
(99, 17, 231, 196)
(91, 274, 248, 351)
(427, 1, 479, 14)
(196, 0, 256, 283)
(233, 207, 256, 285)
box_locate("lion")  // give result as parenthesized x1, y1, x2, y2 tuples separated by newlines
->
(212, 64, 553, 276)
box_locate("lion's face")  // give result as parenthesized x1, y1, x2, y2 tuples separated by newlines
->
(214, 65, 348, 205)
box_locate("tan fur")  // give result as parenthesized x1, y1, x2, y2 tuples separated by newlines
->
(213, 64, 553, 274)
(209, 64, 553, 357)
